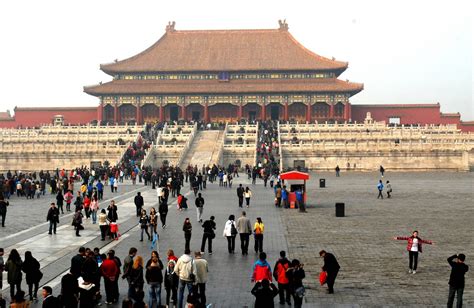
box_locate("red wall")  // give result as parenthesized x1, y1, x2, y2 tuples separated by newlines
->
(351, 104, 443, 125)
(0, 108, 97, 128)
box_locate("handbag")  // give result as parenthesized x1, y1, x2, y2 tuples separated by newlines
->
(295, 286, 305, 298)
(319, 271, 327, 285)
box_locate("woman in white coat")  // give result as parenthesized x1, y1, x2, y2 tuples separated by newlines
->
(223, 214, 238, 254)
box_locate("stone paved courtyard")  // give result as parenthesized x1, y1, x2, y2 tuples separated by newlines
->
(283, 171, 473, 307)
(0, 171, 472, 307)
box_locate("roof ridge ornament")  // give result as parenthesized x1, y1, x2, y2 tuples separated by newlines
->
(278, 19, 289, 31)
(166, 21, 176, 33)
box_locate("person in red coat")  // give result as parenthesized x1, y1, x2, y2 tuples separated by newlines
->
(101, 252, 119, 304)
(394, 230, 434, 274)
(273, 250, 291, 305)
(252, 252, 272, 283)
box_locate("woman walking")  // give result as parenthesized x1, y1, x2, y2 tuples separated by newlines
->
(90, 196, 99, 224)
(254, 217, 265, 254)
(145, 251, 164, 308)
(159, 201, 168, 229)
(223, 215, 238, 254)
(129, 255, 145, 302)
(98, 209, 108, 241)
(164, 260, 178, 307)
(149, 207, 158, 237)
(139, 209, 151, 242)
(73, 208, 84, 237)
(5, 249, 23, 300)
(22, 251, 42, 301)
(64, 190, 73, 212)
(183, 218, 192, 251)
(244, 187, 252, 208)
(393, 230, 434, 274)
(56, 190, 64, 214)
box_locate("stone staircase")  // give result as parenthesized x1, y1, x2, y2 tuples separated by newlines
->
(180, 130, 225, 169)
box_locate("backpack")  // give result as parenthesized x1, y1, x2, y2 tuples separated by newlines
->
(255, 224, 262, 235)
(230, 222, 238, 236)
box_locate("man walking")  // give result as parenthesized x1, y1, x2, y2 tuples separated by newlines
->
(200, 216, 216, 255)
(377, 180, 384, 199)
(447, 253, 468, 308)
(122, 247, 137, 300)
(335, 165, 340, 177)
(273, 251, 291, 305)
(0, 195, 9, 227)
(236, 211, 252, 255)
(134, 192, 144, 217)
(174, 249, 195, 308)
(319, 250, 340, 294)
(195, 193, 205, 223)
(236, 184, 244, 208)
(193, 251, 208, 306)
(46, 202, 60, 234)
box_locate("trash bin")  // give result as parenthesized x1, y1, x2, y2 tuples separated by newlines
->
(335, 203, 345, 217)
(319, 178, 326, 188)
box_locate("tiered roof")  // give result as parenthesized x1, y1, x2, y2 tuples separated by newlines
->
(100, 26, 348, 75)
(85, 78, 363, 96)
(85, 22, 363, 97)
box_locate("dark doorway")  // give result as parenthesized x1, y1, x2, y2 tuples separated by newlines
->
(192, 111, 200, 121)
(249, 111, 257, 121)
(170, 106, 179, 121)
(270, 105, 280, 120)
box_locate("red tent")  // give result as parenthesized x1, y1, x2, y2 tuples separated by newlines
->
(279, 171, 310, 206)
(279, 171, 310, 181)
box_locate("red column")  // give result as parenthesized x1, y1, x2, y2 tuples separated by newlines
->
(97, 103, 103, 123)
(306, 103, 311, 123)
(238, 104, 243, 119)
(181, 104, 187, 121)
(329, 104, 335, 119)
(113, 104, 118, 123)
(344, 103, 350, 122)
(348, 102, 352, 122)
(203, 103, 209, 123)
(261, 104, 266, 121)
(159, 105, 164, 122)
(284, 102, 289, 121)
(136, 104, 141, 125)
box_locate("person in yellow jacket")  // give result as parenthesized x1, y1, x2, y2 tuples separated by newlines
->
(254, 217, 265, 253)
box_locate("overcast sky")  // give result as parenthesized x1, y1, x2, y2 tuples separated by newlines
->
(0, 0, 472, 119)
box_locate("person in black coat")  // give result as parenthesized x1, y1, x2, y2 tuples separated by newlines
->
(22, 251, 43, 301)
(60, 271, 79, 308)
(56, 191, 64, 214)
(134, 192, 144, 217)
(319, 250, 340, 294)
(251, 279, 279, 308)
(46, 203, 60, 234)
(70, 247, 86, 279)
(286, 259, 306, 308)
(107, 200, 118, 222)
(447, 254, 469, 308)
(42, 286, 60, 308)
(0, 196, 9, 227)
(159, 199, 168, 229)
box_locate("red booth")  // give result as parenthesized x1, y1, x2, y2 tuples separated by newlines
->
(279, 171, 310, 208)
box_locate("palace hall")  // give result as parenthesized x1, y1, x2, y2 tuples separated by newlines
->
(84, 21, 362, 124)
(0, 22, 472, 131)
